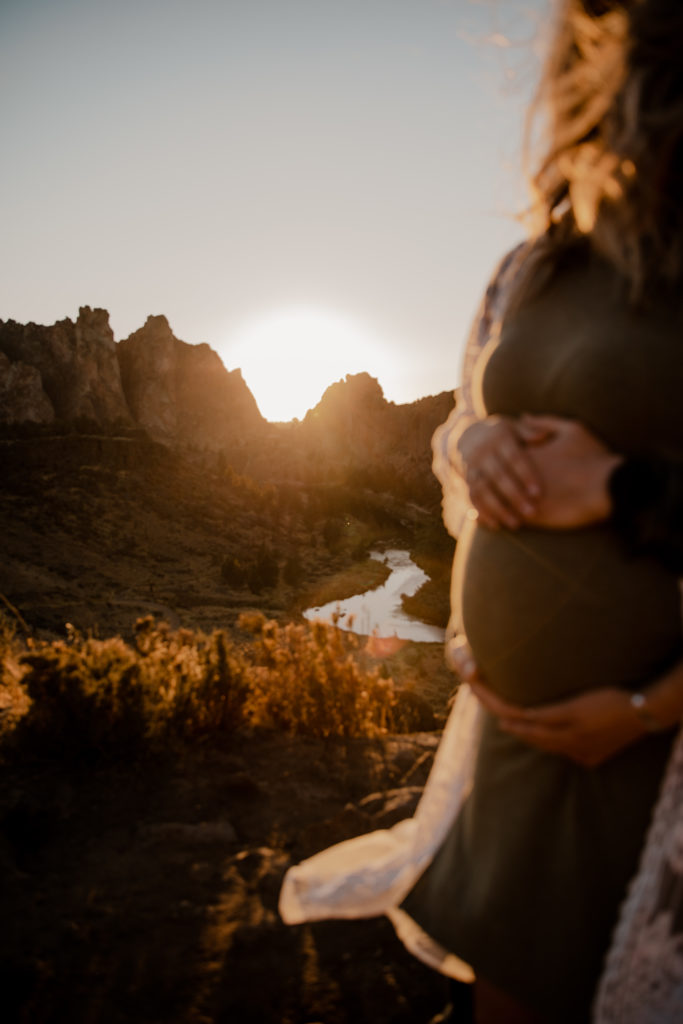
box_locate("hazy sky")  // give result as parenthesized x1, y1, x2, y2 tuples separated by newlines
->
(1, 0, 548, 420)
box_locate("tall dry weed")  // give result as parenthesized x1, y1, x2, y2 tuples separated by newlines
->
(239, 613, 397, 737)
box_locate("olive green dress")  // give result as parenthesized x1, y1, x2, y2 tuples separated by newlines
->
(401, 245, 683, 1022)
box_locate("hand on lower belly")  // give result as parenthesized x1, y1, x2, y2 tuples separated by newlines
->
(446, 635, 649, 767)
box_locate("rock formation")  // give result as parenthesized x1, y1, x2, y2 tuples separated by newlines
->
(0, 307, 130, 425)
(289, 372, 454, 497)
(117, 315, 265, 448)
(0, 351, 54, 424)
(0, 308, 266, 450)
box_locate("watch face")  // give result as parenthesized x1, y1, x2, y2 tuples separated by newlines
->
(629, 692, 662, 731)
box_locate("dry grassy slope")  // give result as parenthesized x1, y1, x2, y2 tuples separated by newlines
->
(0, 433, 448, 641)
(1, 437, 274, 638)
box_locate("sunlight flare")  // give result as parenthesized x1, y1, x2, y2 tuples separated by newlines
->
(218, 307, 390, 422)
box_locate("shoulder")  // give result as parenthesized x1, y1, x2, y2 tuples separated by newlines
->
(466, 242, 530, 349)
(481, 242, 530, 323)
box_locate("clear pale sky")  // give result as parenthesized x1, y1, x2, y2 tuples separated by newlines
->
(1, 0, 548, 421)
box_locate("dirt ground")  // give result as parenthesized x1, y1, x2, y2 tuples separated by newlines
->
(2, 729, 452, 1024)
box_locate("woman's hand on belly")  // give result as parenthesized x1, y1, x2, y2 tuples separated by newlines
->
(446, 636, 651, 767)
(472, 684, 647, 767)
(454, 415, 545, 529)
(452, 413, 620, 533)
(520, 415, 622, 530)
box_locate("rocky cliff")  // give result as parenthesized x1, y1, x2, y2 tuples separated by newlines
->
(117, 315, 265, 448)
(268, 372, 455, 501)
(0, 307, 129, 425)
(302, 372, 453, 468)
(0, 308, 266, 450)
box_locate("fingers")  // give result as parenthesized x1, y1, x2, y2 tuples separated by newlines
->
(445, 636, 481, 679)
(471, 684, 592, 763)
(472, 684, 638, 767)
(471, 684, 578, 737)
(468, 476, 523, 530)
(469, 682, 526, 720)
(500, 718, 605, 766)
(461, 418, 543, 529)
(495, 432, 543, 502)
(491, 436, 539, 499)
(508, 701, 575, 727)
(468, 465, 530, 530)
(499, 718, 592, 764)
(516, 414, 555, 444)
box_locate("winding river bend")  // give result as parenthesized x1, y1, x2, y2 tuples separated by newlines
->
(303, 549, 445, 644)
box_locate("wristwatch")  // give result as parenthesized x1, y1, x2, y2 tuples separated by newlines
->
(629, 692, 665, 732)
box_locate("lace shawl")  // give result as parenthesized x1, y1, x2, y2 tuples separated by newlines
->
(594, 724, 683, 1022)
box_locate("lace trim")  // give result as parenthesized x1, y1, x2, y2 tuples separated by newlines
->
(594, 726, 683, 1023)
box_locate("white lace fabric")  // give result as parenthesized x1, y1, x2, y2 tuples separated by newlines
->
(594, 725, 683, 1023)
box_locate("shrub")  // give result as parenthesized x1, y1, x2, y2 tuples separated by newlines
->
(6, 619, 250, 761)
(130, 618, 249, 740)
(0, 612, 411, 764)
(0, 617, 31, 739)
(238, 613, 397, 738)
(18, 632, 145, 759)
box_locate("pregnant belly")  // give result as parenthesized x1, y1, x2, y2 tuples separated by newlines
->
(454, 520, 683, 706)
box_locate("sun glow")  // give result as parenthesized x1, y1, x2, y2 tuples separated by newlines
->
(218, 307, 390, 422)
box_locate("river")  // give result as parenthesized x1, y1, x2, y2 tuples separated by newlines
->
(303, 549, 445, 644)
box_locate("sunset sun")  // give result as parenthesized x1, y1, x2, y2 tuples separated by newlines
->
(218, 307, 389, 422)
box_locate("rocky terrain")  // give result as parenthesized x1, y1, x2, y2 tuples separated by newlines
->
(2, 728, 455, 1024)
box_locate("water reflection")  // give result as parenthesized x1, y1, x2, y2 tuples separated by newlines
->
(303, 549, 445, 644)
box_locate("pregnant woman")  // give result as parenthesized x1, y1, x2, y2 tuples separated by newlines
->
(281, 2, 683, 1021)
(400, 1, 683, 1020)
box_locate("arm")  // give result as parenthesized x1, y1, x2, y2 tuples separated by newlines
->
(519, 416, 683, 567)
(447, 635, 683, 767)
(517, 415, 622, 529)
(609, 457, 683, 573)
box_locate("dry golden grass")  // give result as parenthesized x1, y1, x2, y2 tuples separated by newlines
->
(1, 611, 412, 762)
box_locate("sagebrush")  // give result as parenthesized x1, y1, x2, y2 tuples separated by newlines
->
(0, 613, 409, 761)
